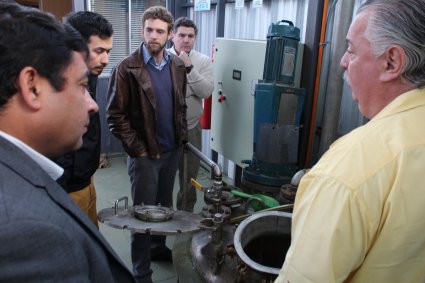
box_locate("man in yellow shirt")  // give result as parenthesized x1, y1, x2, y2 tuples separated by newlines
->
(276, 0, 425, 282)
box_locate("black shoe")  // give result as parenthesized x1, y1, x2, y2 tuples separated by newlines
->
(151, 246, 172, 262)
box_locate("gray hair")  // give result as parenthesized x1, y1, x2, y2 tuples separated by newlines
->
(359, 0, 425, 87)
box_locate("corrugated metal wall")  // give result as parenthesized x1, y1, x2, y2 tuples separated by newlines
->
(91, 0, 129, 77)
(190, 0, 308, 58)
(224, 0, 307, 41)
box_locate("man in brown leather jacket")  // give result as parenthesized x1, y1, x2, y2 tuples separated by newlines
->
(106, 6, 187, 283)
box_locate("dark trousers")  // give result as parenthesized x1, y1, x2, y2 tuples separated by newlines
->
(178, 123, 202, 212)
(128, 148, 181, 283)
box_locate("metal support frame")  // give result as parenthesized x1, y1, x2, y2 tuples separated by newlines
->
(167, 0, 188, 19)
(318, 0, 355, 157)
(216, 0, 225, 37)
(298, 0, 325, 168)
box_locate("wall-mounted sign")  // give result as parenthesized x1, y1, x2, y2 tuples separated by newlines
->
(252, 0, 263, 8)
(194, 0, 211, 11)
(235, 0, 244, 9)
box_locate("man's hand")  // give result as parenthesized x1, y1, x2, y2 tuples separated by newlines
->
(178, 51, 192, 67)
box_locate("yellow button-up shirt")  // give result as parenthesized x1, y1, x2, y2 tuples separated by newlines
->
(276, 88, 425, 283)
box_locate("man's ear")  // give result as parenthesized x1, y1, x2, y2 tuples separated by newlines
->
(380, 45, 405, 82)
(18, 66, 42, 111)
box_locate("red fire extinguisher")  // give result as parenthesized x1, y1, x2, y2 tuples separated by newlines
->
(200, 96, 212, 129)
(200, 43, 215, 129)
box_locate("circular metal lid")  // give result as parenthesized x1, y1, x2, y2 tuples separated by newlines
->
(134, 205, 174, 222)
(98, 206, 203, 235)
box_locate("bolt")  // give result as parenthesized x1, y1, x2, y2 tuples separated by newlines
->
(213, 213, 223, 223)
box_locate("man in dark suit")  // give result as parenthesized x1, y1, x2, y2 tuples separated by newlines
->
(0, 3, 134, 282)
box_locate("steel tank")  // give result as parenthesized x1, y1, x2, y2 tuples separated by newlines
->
(233, 211, 292, 282)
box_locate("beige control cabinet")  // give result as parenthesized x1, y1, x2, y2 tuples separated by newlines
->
(211, 38, 267, 167)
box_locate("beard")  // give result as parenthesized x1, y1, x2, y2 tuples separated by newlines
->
(146, 41, 167, 56)
(91, 65, 106, 76)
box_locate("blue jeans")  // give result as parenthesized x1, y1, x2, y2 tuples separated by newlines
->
(128, 148, 181, 283)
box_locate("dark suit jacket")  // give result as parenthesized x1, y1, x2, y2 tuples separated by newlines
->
(0, 136, 135, 282)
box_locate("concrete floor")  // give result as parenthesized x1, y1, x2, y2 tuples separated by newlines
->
(94, 154, 215, 283)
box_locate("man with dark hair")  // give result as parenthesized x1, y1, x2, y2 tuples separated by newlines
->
(52, 11, 113, 227)
(0, 3, 134, 282)
(276, 0, 425, 282)
(169, 17, 213, 212)
(107, 5, 187, 283)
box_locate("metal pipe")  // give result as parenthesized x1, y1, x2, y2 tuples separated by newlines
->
(318, 0, 355, 156)
(186, 142, 222, 181)
(229, 203, 294, 224)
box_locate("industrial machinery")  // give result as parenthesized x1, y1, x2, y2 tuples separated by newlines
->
(241, 20, 305, 196)
(99, 20, 305, 283)
(99, 142, 293, 282)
